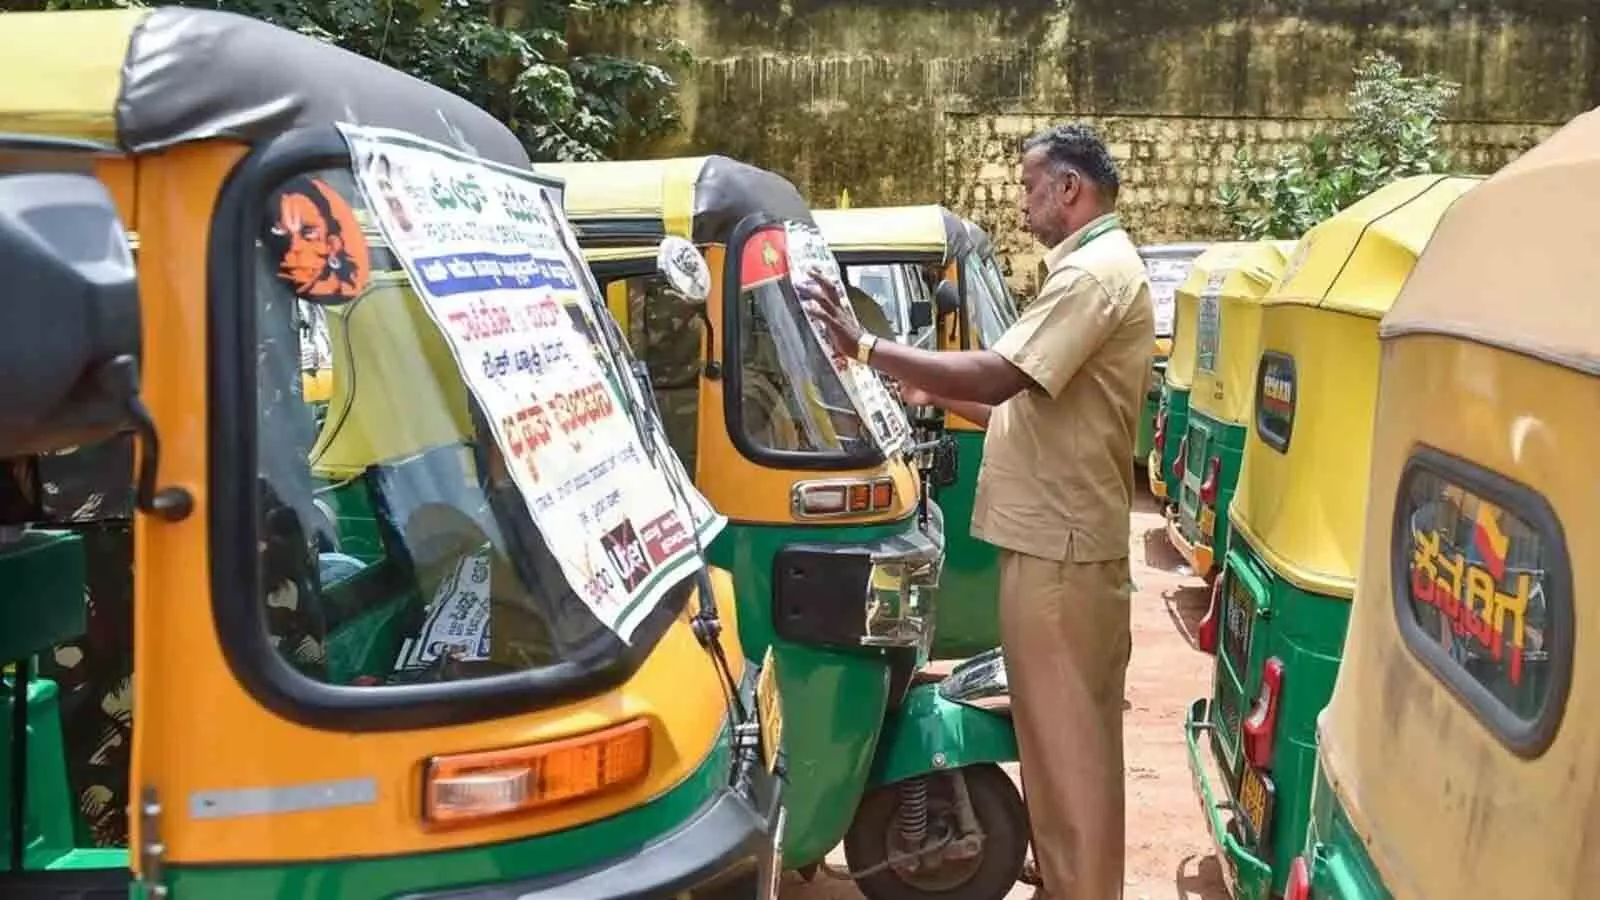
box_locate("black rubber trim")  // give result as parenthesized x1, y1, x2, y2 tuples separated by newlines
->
(1389, 444, 1574, 759)
(569, 217, 666, 245)
(722, 213, 885, 472)
(829, 249, 946, 267)
(207, 125, 689, 731)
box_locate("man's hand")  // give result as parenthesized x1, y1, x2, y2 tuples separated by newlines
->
(900, 384, 935, 406)
(796, 268, 863, 361)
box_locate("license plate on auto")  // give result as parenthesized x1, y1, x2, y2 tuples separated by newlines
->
(1236, 766, 1276, 857)
(1199, 505, 1216, 539)
(757, 646, 783, 774)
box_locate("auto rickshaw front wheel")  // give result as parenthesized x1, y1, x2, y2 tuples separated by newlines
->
(843, 762, 1027, 900)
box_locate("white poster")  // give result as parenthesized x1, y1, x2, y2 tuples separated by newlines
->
(338, 124, 724, 643)
(784, 221, 913, 455)
(1144, 257, 1194, 337)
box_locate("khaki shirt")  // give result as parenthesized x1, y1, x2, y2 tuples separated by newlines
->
(971, 213, 1154, 562)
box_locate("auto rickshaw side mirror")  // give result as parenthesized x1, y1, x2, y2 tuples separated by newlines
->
(0, 172, 190, 521)
(908, 299, 933, 331)
(655, 235, 712, 303)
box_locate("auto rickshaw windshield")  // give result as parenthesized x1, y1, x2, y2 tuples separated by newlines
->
(255, 164, 705, 690)
(962, 249, 1014, 348)
(733, 220, 878, 456)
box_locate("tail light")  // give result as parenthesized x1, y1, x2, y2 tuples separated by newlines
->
(1243, 657, 1285, 769)
(793, 476, 897, 518)
(1196, 575, 1222, 654)
(1173, 436, 1190, 481)
(1284, 855, 1312, 900)
(1199, 456, 1222, 505)
(1153, 409, 1168, 454)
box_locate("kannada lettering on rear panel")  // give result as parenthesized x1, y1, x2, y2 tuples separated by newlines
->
(339, 124, 722, 643)
(786, 221, 912, 455)
(1397, 463, 1561, 723)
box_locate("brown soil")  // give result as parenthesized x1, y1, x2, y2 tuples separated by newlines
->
(780, 487, 1230, 900)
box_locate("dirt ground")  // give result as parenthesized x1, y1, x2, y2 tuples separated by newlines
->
(780, 486, 1230, 900)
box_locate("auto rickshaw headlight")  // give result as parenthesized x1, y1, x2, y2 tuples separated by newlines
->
(422, 718, 652, 826)
(791, 475, 897, 518)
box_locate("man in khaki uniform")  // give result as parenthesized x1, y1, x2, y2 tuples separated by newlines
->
(800, 123, 1153, 900)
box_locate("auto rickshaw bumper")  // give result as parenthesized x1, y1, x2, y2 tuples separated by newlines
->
(1146, 449, 1168, 500)
(1183, 697, 1273, 900)
(401, 676, 787, 900)
(1165, 508, 1215, 578)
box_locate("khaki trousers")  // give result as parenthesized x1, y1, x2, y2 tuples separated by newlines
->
(998, 549, 1132, 900)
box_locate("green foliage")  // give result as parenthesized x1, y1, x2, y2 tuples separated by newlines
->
(21, 0, 687, 161)
(1216, 52, 1460, 239)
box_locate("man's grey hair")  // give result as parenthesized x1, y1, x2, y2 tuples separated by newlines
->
(1021, 124, 1120, 201)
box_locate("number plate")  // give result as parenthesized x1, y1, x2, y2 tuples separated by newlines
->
(1199, 505, 1216, 540)
(757, 646, 783, 774)
(1236, 765, 1277, 858)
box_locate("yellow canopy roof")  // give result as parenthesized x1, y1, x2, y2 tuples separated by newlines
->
(1268, 174, 1483, 319)
(812, 205, 968, 260)
(1383, 105, 1600, 375)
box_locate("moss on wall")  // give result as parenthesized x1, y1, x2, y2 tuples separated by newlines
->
(576, 0, 1594, 282)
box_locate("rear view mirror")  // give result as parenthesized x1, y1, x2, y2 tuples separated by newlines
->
(656, 235, 711, 303)
(908, 300, 933, 331)
(0, 173, 140, 460)
(933, 279, 961, 315)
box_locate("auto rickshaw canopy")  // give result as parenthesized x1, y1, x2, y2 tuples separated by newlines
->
(1318, 107, 1600, 900)
(538, 155, 813, 247)
(1229, 175, 1480, 595)
(1188, 240, 1295, 424)
(1167, 242, 1268, 394)
(812, 205, 972, 262)
(0, 7, 527, 167)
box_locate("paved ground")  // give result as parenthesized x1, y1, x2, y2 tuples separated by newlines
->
(780, 487, 1231, 900)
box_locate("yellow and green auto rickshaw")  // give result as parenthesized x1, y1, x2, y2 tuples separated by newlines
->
(539, 158, 1029, 899)
(1183, 174, 1479, 900)
(1289, 106, 1600, 900)
(1163, 240, 1294, 579)
(1136, 243, 1210, 465)
(1148, 242, 1238, 504)
(0, 9, 784, 899)
(961, 219, 1021, 323)
(813, 203, 1017, 658)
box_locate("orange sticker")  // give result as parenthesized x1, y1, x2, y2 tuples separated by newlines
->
(266, 175, 372, 302)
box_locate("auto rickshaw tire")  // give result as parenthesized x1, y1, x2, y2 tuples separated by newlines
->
(844, 763, 1027, 900)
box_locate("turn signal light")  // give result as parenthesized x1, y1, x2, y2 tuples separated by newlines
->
(793, 476, 897, 519)
(1284, 855, 1312, 900)
(1153, 409, 1168, 454)
(423, 719, 651, 827)
(1199, 456, 1222, 505)
(1173, 436, 1190, 481)
(1243, 657, 1284, 770)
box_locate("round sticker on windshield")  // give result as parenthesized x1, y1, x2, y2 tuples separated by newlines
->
(656, 236, 711, 302)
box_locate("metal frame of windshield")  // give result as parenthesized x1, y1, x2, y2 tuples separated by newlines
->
(208, 126, 691, 731)
(723, 213, 886, 472)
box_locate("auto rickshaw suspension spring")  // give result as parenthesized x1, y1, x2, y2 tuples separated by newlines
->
(897, 775, 930, 847)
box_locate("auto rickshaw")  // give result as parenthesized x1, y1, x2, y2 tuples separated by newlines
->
(1183, 173, 1480, 900)
(1288, 106, 1600, 900)
(813, 203, 1017, 658)
(538, 158, 1028, 899)
(1136, 243, 1210, 465)
(1163, 240, 1295, 577)
(0, 9, 784, 899)
(1148, 242, 1238, 503)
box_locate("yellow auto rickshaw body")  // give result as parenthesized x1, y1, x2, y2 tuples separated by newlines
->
(0, 9, 781, 898)
(1298, 107, 1600, 900)
(1164, 240, 1293, 578)
(1183, 174, 1480, 900)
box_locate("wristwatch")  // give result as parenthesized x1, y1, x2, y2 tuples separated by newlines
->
(855, 333, 879, 365)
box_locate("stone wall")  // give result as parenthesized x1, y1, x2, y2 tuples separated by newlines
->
(577, 0, 1595, 293)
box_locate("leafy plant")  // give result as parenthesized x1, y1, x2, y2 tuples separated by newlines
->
(20, 0, 688, 161)
(1217, 52, 1460, 239)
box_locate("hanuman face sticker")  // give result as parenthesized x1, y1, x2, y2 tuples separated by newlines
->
(266, 175, 372, 302)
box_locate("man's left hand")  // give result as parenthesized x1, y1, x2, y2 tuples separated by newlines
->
(796, 268, 863, 360)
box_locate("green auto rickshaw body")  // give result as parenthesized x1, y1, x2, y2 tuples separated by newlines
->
(1136, 243, 1208, 465)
